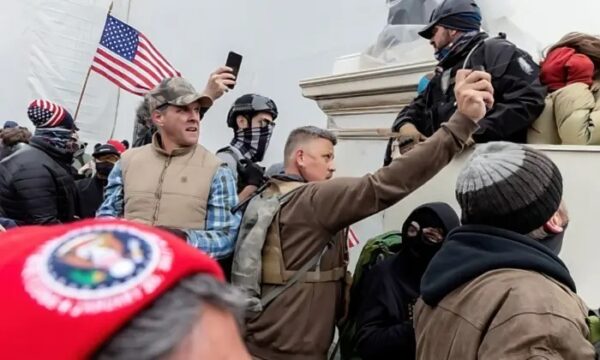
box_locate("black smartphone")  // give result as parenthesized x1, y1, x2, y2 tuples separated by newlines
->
(225, 51, 243, 89)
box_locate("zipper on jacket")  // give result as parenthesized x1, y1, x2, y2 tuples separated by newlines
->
(152, 156, 172, 225)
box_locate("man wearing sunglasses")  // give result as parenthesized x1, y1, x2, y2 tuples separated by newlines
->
(354, 203, 460, 360)
(97, 77, 241, 261)
(217, 94, 278, 202)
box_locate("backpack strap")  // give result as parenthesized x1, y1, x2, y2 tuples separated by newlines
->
(462, 33, 517, 78)
(216, 145, 242, 159)
(216, 146, 247, 172)
(261, 240, 333, 309)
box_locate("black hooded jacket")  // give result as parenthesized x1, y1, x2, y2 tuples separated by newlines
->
(355, 203, 460, 360)
(420, 225, 575, 307)
(0, 137, 77, 225)
(385, 32, 546, 165)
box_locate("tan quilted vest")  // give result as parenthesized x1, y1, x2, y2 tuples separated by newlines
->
(120, 134, 221, 229)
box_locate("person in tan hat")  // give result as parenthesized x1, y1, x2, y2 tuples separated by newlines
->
(97, 77, 241, 261)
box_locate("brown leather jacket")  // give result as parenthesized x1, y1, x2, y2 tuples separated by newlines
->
(415, 225, 596, 359)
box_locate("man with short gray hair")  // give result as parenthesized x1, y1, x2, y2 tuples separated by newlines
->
(283, 125, 338, 182)
(243, 70, 492, 359)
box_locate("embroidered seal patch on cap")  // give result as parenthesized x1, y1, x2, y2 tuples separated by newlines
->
(22, 224, 174, 317)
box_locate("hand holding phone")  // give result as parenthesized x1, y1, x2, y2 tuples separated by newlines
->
(203, 66, 237, 101)
(225, 51, 243, 90)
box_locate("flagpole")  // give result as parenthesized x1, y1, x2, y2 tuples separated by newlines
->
(73, 1, 115, 122)
(73, 67, 92, 122)
(109, 89, 121, 139)
(109, 0, 133, 139)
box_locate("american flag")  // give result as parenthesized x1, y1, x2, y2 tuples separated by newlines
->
(347, 227, 360, 249)
(91, 15, 181, 96)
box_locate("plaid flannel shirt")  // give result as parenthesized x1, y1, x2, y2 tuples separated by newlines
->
(97, 161, 241, 259)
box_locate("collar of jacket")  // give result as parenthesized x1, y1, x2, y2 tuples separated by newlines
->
(271, 173, 306, 183)
(438, 31, 488, 70)
(420, 224, 576, 306)
(29, 137, 73, 166)
(151, 132, 197, 157)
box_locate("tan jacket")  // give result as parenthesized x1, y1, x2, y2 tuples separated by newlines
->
(414, 269, 595, 359)
(528, 82, 600, 145)
(120, 134, 221, 229)
(245, 113, 478, 360)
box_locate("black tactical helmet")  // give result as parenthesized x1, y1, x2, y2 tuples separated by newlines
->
(418, 0, 481, 39)
(226, 94, 278, 129)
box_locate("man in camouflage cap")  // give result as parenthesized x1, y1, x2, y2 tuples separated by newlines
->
(97, 77, 241, 263)
(147, 77, 213, 111)
(133, 67, 235, 147)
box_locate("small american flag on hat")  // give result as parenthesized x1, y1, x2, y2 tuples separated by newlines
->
(91, 15, 181, 96)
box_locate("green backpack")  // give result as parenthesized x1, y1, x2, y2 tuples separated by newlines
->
(587, 310, 600, 357)
(337, 231, 404, 360)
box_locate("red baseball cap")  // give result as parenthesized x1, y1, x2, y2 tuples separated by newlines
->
(107, 139, 126, 154)
(0, 219, 224, 359)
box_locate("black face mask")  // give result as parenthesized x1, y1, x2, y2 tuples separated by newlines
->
(95, 162, 115, 178)
(539, 224, 567, 255)
(403, 212, 446, 262)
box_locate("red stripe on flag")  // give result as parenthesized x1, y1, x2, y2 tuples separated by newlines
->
(136, 50, 169, 79)
(93, 55, 150, 91)
(131, 58, 162, 84)
(139, 35, 179, 77)
(92, 56, 145, 91)
(91, 65, 146, 96)
(137, 42, 171, 78)
(347, 228, 360, 249)
(97, 48, 155, 89)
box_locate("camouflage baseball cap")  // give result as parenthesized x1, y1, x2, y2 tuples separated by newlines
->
(146, 77, 213, 112)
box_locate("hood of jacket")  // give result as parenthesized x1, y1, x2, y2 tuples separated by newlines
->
(420, 224, 575, 306)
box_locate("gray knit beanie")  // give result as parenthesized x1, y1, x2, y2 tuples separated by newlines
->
(456, 142, 563, 234)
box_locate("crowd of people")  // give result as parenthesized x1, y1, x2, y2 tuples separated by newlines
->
(2, 0, 600, 358)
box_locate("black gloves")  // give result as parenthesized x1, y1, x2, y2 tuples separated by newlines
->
(237, 159, 267, 187)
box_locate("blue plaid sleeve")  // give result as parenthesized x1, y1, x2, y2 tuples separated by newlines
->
(185, 166, 241, 259)
(96, 161, 124, 218)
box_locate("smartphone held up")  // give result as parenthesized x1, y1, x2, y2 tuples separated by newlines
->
(225, 51, 243, 90)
